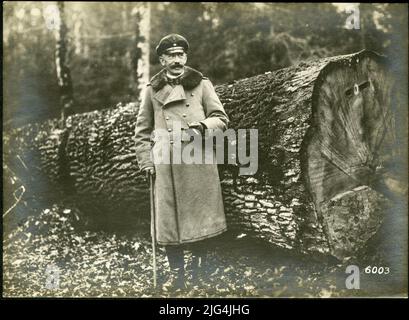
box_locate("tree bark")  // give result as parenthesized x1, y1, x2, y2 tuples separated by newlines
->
(4, 50, 404, 259)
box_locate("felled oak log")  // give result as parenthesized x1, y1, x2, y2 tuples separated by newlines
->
(5, 50, 403, 259)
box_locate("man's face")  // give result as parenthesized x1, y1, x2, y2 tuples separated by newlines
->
(159, 50, 187, 76)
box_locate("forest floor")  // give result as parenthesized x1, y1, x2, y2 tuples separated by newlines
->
(3, 201, 405, 298)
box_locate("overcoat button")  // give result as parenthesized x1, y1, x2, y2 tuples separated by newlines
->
(186, 103, 190, 107)
(168, 128, 172, 132)
(182, 114, 186, 117)
(170, 140, 174, 144)
(165, 116, 169, 120)
(191, 93, 195, 96)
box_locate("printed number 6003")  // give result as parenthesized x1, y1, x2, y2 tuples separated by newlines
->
(364, 266, 390, 275)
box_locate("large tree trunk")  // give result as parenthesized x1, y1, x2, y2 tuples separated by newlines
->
(4, 50, 405, 260)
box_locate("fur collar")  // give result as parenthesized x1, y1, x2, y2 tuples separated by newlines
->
(150, 66, 204, 91)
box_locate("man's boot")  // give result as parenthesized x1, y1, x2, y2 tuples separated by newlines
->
(162, 266, 186, 292)
(163, 245, 186, 292)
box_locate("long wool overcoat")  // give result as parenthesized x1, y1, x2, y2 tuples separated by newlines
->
(134, 66, 229, 245)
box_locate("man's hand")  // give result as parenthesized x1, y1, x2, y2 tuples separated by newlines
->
(143, 166, 155, 179)
(188, 121, 205, 135)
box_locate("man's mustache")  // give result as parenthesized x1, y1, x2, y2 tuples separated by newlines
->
(171, 63, 183, 68)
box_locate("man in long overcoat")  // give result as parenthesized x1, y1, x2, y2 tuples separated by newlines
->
(134, 34, 229, 291)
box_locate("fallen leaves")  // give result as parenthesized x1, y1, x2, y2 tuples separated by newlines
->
(3, 201, 355, 298)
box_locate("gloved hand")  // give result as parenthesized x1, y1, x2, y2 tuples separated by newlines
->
(187, 121, 205, 135)
(143, 166, 155, 179)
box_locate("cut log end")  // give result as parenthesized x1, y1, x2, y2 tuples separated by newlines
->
(305, 52, 402, 258)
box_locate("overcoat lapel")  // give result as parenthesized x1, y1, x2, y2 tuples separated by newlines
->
(163, 85, 186, 106)
(154, 84, 186, 107)
(153, 84, 172, 105)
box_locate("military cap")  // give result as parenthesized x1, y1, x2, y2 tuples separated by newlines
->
(156, 34, 189, 56)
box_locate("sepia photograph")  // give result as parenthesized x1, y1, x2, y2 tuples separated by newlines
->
(2, 2, 408, 301)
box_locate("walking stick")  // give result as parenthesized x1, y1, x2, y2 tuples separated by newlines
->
(147, 170, 157, 290)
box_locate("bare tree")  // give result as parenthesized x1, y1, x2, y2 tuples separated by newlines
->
(131, 2, 151, 104)
(44, 2, 75, 121)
